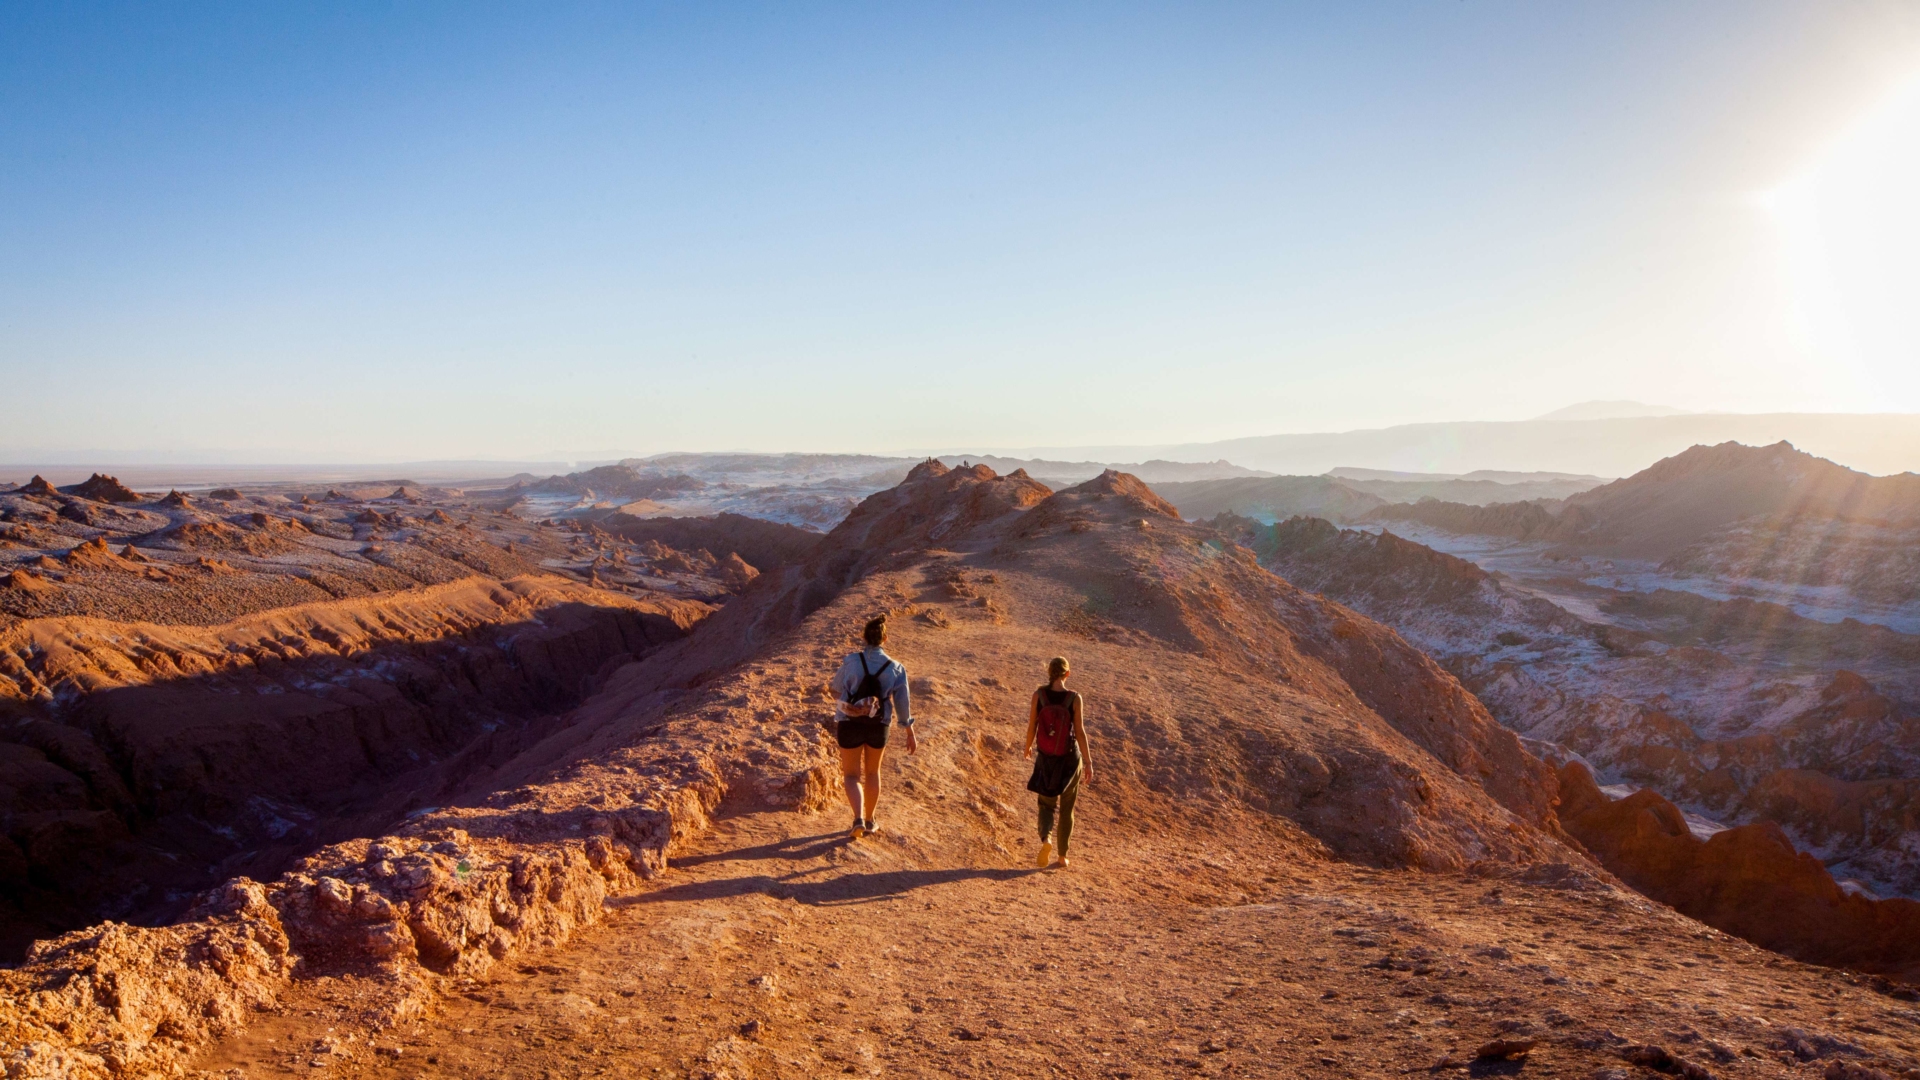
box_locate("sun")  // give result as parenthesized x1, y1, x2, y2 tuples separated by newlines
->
(1762, 73, 1920, 408)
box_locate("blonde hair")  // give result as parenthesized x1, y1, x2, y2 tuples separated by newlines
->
(1047, 656, 1070, 681)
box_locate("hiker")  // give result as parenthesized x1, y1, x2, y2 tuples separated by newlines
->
(831, 615, 916, 838)
(1025, 656, 1094, 869)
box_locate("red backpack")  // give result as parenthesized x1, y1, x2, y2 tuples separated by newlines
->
(1035, 689, 1077, 756)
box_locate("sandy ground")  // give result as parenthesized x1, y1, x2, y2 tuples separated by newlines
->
(192, 725, 1920, 1080)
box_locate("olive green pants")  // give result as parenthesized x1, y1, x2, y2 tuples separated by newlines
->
(1037, 770, 1081, 857)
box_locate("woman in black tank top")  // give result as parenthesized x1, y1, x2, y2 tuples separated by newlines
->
(1023, 655, 1095, 869)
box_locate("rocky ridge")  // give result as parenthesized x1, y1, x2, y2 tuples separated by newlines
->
(1216, 512, 1920, 973)
(1, 463, 1581, 1077)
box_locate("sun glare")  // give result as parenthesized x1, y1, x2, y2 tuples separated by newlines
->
(1763, 72, 1920, 407)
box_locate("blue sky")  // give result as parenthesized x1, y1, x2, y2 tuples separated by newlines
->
(3, 2, 1918, 460)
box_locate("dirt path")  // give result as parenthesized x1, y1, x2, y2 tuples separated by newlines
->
(193, 744, 1920, 1080)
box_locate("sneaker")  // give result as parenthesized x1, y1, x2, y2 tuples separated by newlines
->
(1035, 842, 1052, 868)
(849, 817, 866, 839)
(864, 819, 880, 835)
(1057, 855, 1072, 869)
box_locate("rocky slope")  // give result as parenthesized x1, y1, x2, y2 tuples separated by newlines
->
(0, 479, 838, 1069)
(171, 466, 1920, 1080)
(1554, 441, 1920, 557)
(1150, 470, 1599, 527)
(1222, 513, 1920, 904)
(1150, 475, 1389, 523)
(1557, 760, 1920, 980)
(1340, 442, 1920, 621)
(0, 463, 1584, 1078)
(595, 512, 822, 574)
(1366, 497, 1564, 540)
(1662, 515, 1920, 607)
(0, 576, 707, 957)
(195, 796, 1920, 1080)
(0, 478, 731, 626)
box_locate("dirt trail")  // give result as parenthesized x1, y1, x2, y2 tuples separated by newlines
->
(195, 745, 1920, 1079)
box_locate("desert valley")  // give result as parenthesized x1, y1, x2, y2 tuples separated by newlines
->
(3, 440, 1920, 1080)
(12, 7, 1920, 1078)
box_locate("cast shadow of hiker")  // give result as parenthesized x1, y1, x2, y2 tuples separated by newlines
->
(664, 831, 851, 870)
(613, 833, 1032, 909)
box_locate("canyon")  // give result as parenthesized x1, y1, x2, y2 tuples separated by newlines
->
(1199, 440, 1920, 982)
(1, 459, 1917, 1078)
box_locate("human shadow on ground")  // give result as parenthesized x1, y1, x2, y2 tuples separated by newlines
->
(664, 831, 852, 870)
(619, 858, 1035, 909)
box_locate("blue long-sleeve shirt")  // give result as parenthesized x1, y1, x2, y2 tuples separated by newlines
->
(830, 647, 912, 727)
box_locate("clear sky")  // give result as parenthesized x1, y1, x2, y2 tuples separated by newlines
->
(3, 2, 1918, 461)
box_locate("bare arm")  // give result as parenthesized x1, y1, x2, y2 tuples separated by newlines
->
(1023, 690, 1040, 758)
(1072, 693, 1094, 786)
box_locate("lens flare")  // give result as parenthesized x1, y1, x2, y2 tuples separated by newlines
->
(1763, 72, 1920, 407)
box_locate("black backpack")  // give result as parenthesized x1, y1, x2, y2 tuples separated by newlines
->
(848, 653, 891, 721)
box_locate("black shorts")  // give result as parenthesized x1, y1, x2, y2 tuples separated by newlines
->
(836, 718, 889, 750)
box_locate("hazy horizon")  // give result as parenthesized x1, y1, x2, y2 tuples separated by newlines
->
(6, 5, 1919, 459)
(10, 402, 1920, 485)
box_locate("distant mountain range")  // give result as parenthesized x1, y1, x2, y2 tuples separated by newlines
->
(1151, 469, 1606, 524)
(1530, 400, 1691, 421)
(986, 409, 1920, 478)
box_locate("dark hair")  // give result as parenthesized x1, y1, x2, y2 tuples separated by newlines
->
(863, 616, 887, 646)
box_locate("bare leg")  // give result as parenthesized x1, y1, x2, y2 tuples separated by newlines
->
(861, 745, 886, 821)
(839, 746, 865, 824)
(1055, 778, 1078, 863)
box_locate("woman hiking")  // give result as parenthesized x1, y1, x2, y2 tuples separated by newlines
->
(1024, 656, 1094, 869)
(830, 615, 916, 838)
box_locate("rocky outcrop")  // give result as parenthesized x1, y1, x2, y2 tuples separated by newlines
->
(146, 519, 300, 556)
(0, 571, 58, 595)
(651, 461, 1565, 863)
(1661, 515, 1920, 606)
(605, 513, 821, 572)
(0, 880, 294, 1080)
(0, 576, 710, 956)
(1555, 440, 1920, 556)
(61, 538, 134, 572)
(1230, 511, 1920, 900)
(1365, 498, 1562, 540)
(1152, 475, 1387, 524)
(57, 474, 142, 504)
(0, 464, 1582, 1076)
(511, 465, 706, 501)
(1557, 760, 1920, 978)
(719, 552, 760, 590)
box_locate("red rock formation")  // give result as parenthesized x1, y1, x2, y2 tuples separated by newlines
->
(607, 513, 820, 573)
(0, 465, 1580, 1076)
(1556, 760, 1920, 978)
(1366, 498, 1562, 540)
(1153, 474, 1388, 524)
(0, 572, 58, 595)
(58, 473, 142, 504)
(61, 537, 134, 572)
(719, 552, 760, 590)
(0, 575, 712, 959)
(1557, 440, 1920, 556)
